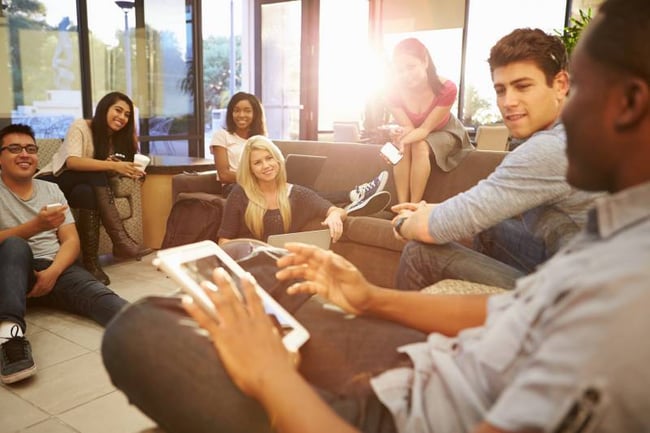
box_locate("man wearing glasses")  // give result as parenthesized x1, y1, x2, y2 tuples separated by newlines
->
(0, 123, 127, 384)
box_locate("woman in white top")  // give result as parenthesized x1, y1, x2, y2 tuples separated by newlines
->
(210, 92, 267, 197)
(39, 92, 150, 284)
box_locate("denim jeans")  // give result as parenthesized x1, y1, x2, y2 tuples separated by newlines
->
(474, 217, 549, 274)
(0, 237, 128, 332)
(102, 295, 425, 433)
(393, 217, 547, 291)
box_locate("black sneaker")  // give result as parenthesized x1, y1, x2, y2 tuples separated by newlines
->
(345, 191, 391, 217)
(1, 325, 36, 384)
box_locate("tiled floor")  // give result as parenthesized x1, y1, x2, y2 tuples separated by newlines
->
(1, 254, 179, 433)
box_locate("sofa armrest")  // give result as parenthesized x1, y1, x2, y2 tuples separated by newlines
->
(342, 216, 404, 252)
(171, 171, 222, 203)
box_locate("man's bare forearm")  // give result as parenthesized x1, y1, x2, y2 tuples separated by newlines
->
(361, 285, 489, 336)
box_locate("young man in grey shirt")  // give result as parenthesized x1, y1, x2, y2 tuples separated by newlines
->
(0, 124, 128, 384)
(392, 29, 603, 291)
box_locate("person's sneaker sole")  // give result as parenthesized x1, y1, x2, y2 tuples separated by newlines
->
(1, 364, 36, 384)
(346, 191, 391, 217)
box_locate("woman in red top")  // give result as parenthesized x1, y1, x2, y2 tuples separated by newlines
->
(387, 38, 473, 203)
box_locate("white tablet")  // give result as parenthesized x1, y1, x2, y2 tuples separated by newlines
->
(153, 240, 310, 352)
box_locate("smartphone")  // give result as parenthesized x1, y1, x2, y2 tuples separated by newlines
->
(153, 240, 310, 352)
(380, 142, 403, 165)
(46, 203, 62, 210)
(109, 153, 125, 161)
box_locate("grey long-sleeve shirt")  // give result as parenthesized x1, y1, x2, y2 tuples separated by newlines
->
(428, 122, 603, 252)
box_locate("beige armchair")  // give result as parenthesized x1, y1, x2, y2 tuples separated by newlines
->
(36, 138, 144, 256)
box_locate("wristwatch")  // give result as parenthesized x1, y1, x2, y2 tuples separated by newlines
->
(394, 216, 407, 237)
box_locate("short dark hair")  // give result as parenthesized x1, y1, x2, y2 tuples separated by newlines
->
(0, 124, 36, 146)
(586, 0, 650, 84)
(225, 92, 267, 137)
(488, 28, 568, 86)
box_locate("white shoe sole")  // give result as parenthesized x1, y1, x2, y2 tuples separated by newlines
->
(346, 191, 391, 217)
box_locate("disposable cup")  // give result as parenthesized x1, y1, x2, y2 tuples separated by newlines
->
(133, 154, 150, 172)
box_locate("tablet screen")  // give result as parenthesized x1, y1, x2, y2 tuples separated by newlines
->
(180, 255, 295, 337)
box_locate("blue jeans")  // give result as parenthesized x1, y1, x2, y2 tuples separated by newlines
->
(395, 218, 547, 291)
(0, 237, 128, 332)
(474, 217, 549, 274)
(102, 295, 425, 433)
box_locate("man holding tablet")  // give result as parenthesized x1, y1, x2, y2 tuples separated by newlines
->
(102, 2, 650, 432)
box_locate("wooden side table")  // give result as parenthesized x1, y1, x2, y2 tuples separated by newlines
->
(142, 155, 214, 249)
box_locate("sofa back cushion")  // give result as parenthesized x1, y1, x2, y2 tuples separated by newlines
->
(274, 140, 507, 205)
(424, 149, 507, 203)
(36, 138, 64, 171)
(275, 140, 387, 194)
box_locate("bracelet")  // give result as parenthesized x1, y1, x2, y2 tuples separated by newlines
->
(394, 216, 407, 237)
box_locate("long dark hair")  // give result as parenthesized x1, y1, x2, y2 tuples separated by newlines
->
(393, 38, 444, 95)
(225, 92, 267, 138)
(91, 92, 137, 161)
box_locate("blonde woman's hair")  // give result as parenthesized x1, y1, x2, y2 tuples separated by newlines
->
(237, 136, 292, 239)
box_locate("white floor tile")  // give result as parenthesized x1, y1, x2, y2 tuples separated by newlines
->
(0, 388, 49, 432)
(58, 391, 156, 433)
(10, 352, 114, 415)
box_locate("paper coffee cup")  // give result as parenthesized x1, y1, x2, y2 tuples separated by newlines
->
(133, 154, 150, 172)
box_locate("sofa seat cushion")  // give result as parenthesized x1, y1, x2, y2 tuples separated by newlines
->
(421, 279, 506, 295)
(342, 216, 404, 253)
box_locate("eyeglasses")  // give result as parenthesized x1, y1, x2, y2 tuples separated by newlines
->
(0, 144, 39, 154)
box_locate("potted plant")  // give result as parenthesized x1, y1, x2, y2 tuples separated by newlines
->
(556, 8, 593, 56)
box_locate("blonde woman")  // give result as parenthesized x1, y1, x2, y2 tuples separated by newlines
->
(218, 136, 346, 243)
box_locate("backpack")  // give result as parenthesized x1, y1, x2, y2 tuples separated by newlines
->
(161, 193, 223, 249)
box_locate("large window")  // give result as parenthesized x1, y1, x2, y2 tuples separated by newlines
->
(260, 0, 302, 140)
(202, 0, 246, 156)
(2, 0, 584, 147)
(88, 0, 199, 156)
(0, 0, 81, 138)
(318, 0, 369, 131)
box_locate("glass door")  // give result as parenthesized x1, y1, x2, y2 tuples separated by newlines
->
(87, 0, 202, 156)
(257, 0, 303, 140)
(0, 0, 82, 137)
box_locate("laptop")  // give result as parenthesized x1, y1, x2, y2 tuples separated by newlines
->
(266, 229, 332, 250)
(285, 154, 327, 190)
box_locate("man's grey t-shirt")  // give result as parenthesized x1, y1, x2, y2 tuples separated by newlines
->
(428, 122, 602, 253)
(0, 177, 75, 260)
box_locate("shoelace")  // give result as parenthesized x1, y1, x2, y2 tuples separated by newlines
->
(1, 325, 28, 363)
(355, 178, 378, 195)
